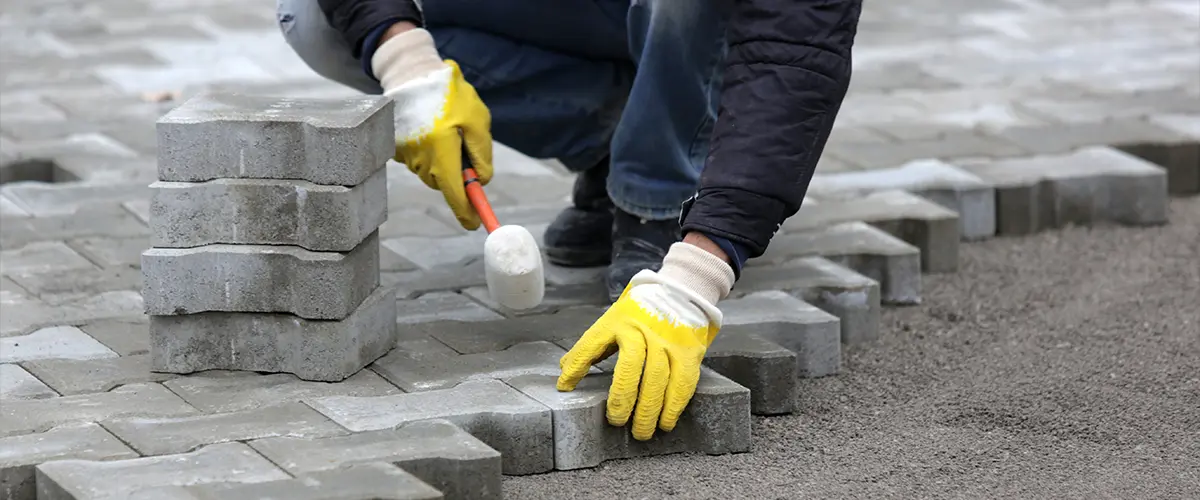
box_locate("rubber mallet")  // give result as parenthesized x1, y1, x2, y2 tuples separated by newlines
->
(461, 158, 545, 310)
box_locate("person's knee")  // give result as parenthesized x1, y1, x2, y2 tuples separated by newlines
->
(276, 0, 379, 93)
(630, 0, 731, 34)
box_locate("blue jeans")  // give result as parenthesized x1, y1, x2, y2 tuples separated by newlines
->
(277, 0, 730, 220)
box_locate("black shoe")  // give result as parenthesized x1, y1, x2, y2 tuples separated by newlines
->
(543, 160, 614, 268)
(606, 209, 682, 301)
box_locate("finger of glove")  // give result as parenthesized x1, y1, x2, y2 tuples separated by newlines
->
(630, 344, 669, 441)
(429, 135, 481, 231)
(603, 330, 648, 428)
(658, 357, 702, 433)
(395, 143, 439, 191)
(556, 328, 616, 392)
(458, 110, 494, 186)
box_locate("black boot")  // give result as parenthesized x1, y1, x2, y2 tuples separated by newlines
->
(606, 209, 682, 301)
(543, 160, 615, 267)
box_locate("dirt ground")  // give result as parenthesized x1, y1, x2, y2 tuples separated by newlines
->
(506, 196, 1200, 500)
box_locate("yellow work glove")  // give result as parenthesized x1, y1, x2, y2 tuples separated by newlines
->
(372, 28, 494, 230)
(557, 242, 736, 441)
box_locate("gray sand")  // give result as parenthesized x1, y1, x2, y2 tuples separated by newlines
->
(506, 196, 1200, 499)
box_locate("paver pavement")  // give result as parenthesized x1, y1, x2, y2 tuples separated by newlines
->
(1, 0, 1198, 498)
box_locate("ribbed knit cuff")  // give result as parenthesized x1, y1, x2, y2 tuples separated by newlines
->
(370, 28, 444, 93)
(657, 242, 736, 306)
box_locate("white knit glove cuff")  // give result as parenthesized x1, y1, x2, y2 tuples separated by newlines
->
(657, 242, 736, 307)
(370, 28, 445, 93)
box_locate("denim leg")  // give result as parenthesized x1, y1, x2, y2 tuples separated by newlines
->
(608, 0, 733, 220)
(276, 0, 383, 95)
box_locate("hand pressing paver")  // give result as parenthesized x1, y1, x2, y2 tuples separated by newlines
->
(23, 353, 174, 395)
(149, 168, 387, 251)
(34, 442, 289, 500)
(307, 380, 554, 475)
(156, 93, 394, 185)
(754, 221, 922, 305)
(131, 463, 444, 500)
(506, 369, 752, 470)
(807, 159, 997, 240)
(103, 402, 349, 456)
(0, 326, 117, 364)
(142, 233, 380, 319)
(960, 146, 1170, 235)
(722, 291, 842, 378)
(788, 190, 960, 272)
(0, 383, 197, 437)
(162, 370, 400, 413)
(149, 286, 397, 382)
(737, 257, 881, 344)
(250, 420, 502, 500)
(371, 341, 597, 392)
(0, 423, 138, 500)
(0, 363, 58, 400)
(702, 335, 797, 415)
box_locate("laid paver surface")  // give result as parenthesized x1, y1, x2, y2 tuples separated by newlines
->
(1, 0, 1198, 499)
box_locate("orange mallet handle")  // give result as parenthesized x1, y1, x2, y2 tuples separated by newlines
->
(462, 166, 501, 234)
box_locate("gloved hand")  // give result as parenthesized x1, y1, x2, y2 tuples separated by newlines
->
(556, 242, 736, 440)
(372, 28, 494, 230)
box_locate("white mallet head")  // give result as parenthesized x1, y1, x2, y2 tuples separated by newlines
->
(482, 224, 545, 310)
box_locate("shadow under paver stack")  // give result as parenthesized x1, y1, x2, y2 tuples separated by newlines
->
(140, 92, 398, 382)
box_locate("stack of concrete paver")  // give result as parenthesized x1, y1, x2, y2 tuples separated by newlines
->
(139, 93, 399, 382)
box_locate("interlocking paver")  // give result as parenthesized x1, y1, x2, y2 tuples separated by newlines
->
(308, 380, 554, 475)
(0, 181, 151, 217)
(0, 383, 197, 437)
(103, 402, 348, 456)
(960, 146, 1170, 235)
(0, 363, 58, 400)
(133, 463, 445, 500)
(0, 203, 148, 249)
(462, 283, 609, 316)
(9, 266, 141, 300)
(149, 286, 397, 381)
(737, 257, 881, 344)
(371, 341, 593, 392)
(807, 159, 998, 240)
(162, 369, 400, 413)
(250, 419, 502, 500)
(22, 353, 175, 395)
(395, 291, 504, 332)
(149, 168, 388, 251)
(0, 423, 138, 500)
(156, 93, 394, 185)
(77, 318, 149, 356)
(70, 235, 150, 268)
(787, 190, 960, 273)
(34, 442, 289, 500)
(428, 306, 608, 354)
(0, 241, 94, 274)
(0, 326, 117, 364)
(142, 233, 380, 319)
(703, 334, 797, 415)
(506, 369, 752, 470)
(0, 291, 145, 338)
(754, 221, 922, 305)
(722, 291, 842, 378)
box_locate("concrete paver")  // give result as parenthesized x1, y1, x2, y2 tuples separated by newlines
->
(0, 0, 1196, 497)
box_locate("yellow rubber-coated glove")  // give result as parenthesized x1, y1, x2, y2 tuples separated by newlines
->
(372, 28, 494, 231)
(557, 242, 736, 441)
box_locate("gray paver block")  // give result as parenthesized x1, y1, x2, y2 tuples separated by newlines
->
(789, 190, 960, 273)
(70, 236, 149, 269)
(103, 402, 349, 456)
(0, 203, 148, 249)
(251, 419, 502, 500)
(702, 335, 796, 416)
(428, 307, 607, 354)
(388, 259, 489, 299)
(0, 292, 145, 338)
(395, 291, 504, 331)
(22, 353, 175, 395)
(382, 232, 487, 271)
(738, 257, 882, 344)
(163, 369, 400, 413)
(0, 240, 94, 275)
(755, 221, 922, 305)
(149, 286, 397, 382)
(0, 363, 58, 400)
(10, 266, 142, 300)
(0, 423, 138, 500)
(1140, 113, 1200, 195)
(34, 442, 289, 500)
(462, 283, 610, 317)
(141, 232, 380, 319)
(807, 159, 997, 240)
(308, 380, 554, 475)
(78, 318, 149, 356)
(0, 326, 117, 364)
(136, 463, 445, 500)
(371, 341, 594, 392)
(0, 383, 198, 437)
(960, 146, 1170, 235)
(506, 368, 752, 470)
(156, 93, 394, 186)
(0, 182, 152, 218)
(722, 291, 842, 378)
(149, 167, 387, 251)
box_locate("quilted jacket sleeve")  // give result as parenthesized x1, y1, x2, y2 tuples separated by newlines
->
(681, 0, 862, 257)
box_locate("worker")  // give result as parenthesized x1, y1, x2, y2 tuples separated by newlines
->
(280, 0, 861, 441)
